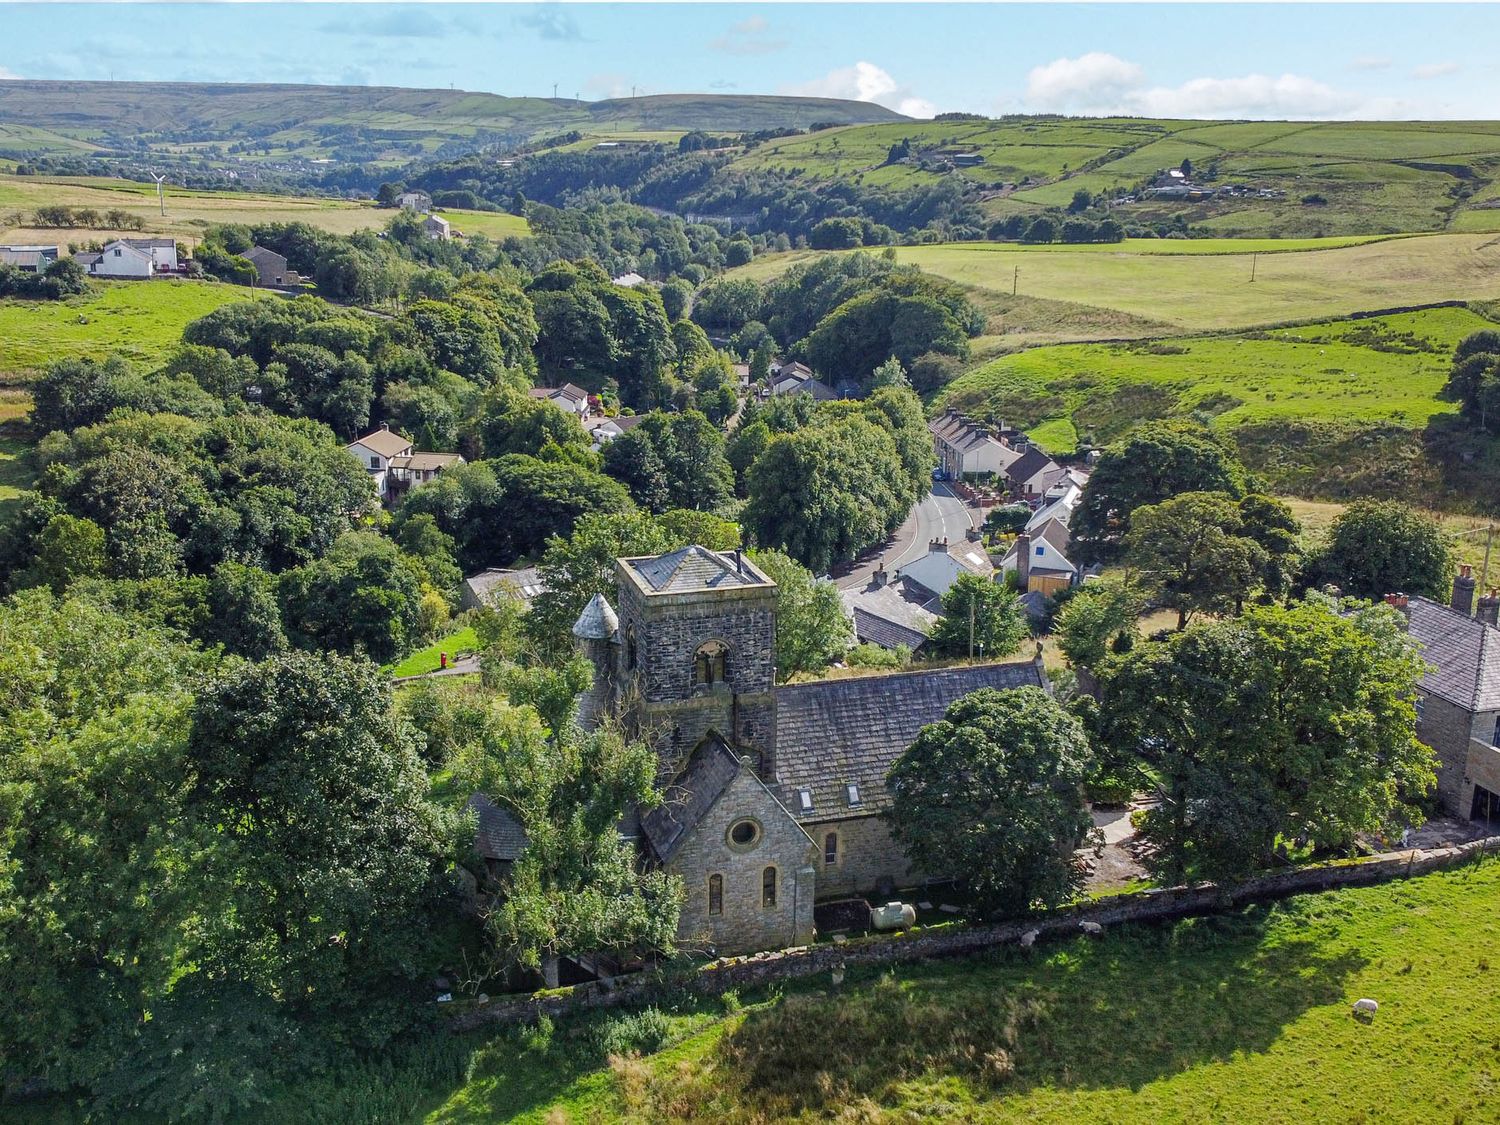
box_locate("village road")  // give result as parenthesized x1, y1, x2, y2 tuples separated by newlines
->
(832, 482, 978, 590)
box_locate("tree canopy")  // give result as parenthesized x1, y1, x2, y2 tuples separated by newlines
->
(1305, 500, 1454, 602)
(886, 686, 1097, 914)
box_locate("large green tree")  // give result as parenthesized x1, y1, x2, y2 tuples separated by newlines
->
(1124, 492, 1266, 629)
(886, 687, 1097, 914)
(602, 410, 734, 513)
(1099, 597, 1435, 883)
(452, 702, 680, 987)
(1305, 499, 1454, 602)
(749, 549, 853, 681)
(1072, 423, 1248, 566)
(929, 572, 1029, 659)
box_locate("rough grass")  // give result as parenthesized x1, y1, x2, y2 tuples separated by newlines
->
(432, 209, 530, 241)
(0, 280, 271, 381)
(733, 234, 1500, 335)
(941, 306, 1488, 448)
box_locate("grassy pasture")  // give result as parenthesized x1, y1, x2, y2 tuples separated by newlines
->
(0, 281, 270, 382)
(280, 857, 1500, 1122)
(940, 306, 1487, 451)
(433, 209, 530, 241)
(734, 234, 1500, 335)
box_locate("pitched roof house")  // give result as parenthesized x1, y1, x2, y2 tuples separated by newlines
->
(242, 245, 299, 287)
(77, 240, 156, 278)
(0, 245, 58, 272)
(346, 424, 461, 502)
(460, 566, 545, 612)
(893, 537, 993, 602)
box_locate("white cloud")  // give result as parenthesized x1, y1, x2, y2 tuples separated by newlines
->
(709, 16, 789, 57)
(584, 72, 633, 100)
(781, 61, 935, 119)
(1132, 73, 1367, 119)
(1021, 52, 1412, 120)
(1025, 52, 1144, 113)
(1351, 56, 1393, 71)
(1413, 62, 1461, 80)
(0, 67, 19, 80)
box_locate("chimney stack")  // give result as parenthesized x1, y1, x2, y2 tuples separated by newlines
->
(1479, 588, 1500, 627)
(1384, 592, 1410, 618)
(929, 538, 949, 554)
(872, 563, 888, 589)
(1452, 564, 1477, 615)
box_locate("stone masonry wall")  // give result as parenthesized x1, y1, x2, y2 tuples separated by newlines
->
(451, 835, 1500, 1032)
(1418, 693, 1475, 814)
(665, 768, 817, 957)
(810, 814, 920, 899)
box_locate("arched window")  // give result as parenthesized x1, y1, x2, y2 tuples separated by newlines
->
(824, 832, 839, 866)
(694, 640, 730, 686)
(762, 866, 777, 908)
(708, 874, 723, 916)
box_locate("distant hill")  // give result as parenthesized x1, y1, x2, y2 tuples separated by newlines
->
(729, 116, 1500, 237)
(0, 80, 905, 165)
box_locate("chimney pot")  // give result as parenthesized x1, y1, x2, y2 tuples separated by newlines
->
(1453, 565, 1478, 615)
(1479, 588, 1500, 627)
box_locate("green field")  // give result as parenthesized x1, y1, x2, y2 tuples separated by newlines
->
(433, 209, 530, 241)
(940, 306, 1490, 452)
(277, 856, 1500, 1122)
(0, 281, 270, 381)
(730, 117, 1500, 236)
(734, 234, 1500, 343)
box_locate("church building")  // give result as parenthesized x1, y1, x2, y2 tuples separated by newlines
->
(572, 544, 1047, 956)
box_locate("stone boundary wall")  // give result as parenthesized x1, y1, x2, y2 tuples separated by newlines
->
(450, 834, 1500, 1032)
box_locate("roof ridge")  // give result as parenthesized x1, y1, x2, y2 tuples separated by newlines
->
(777, 658, 1038, 697)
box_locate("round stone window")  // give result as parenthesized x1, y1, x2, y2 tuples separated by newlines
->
(727, 818, 762, 850)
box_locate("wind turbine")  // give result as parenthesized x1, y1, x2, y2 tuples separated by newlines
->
(150, 171, 168, 217)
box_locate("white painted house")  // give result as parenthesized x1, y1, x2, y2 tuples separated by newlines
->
(78, 241, 156, 279)
(423, 214, 451, 242)
(347, 424, 414, 501)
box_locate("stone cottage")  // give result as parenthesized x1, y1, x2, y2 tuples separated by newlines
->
(572, 544, 1046, 955)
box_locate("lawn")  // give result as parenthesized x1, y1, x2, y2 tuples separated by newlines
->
(401, 856, 1500, 1121)
(733, 233, 1500, 337)
(0, 280, 271, 381)
(388, 626, 481, 679)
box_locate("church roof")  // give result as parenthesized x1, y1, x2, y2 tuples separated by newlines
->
(466, 793, 528, 862)
(773, 660, 1046, 821)
(626, 545, 771, 594)
(639, 737, 742, 863)
(572, 592, 619, 640)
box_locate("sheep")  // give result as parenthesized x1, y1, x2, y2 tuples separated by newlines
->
(1352, 998, 1379, 1019)
(1079, 921, 1105, 937)
(1019, 928, 1040, 948)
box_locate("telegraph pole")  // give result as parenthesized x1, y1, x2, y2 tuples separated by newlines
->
(1012, 266, 1019, 296)
(1250, 252, 1258, 283)
(968, 597, 976, 659)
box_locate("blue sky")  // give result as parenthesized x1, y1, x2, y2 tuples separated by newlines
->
(2, 3, 1498, 120)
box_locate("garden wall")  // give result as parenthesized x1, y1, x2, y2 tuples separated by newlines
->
(450, 834, 1500, 1032)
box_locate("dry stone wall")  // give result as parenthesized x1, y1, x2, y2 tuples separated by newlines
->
(451, 834, 1500, 1033)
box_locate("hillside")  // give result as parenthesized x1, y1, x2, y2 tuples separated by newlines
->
(729, 117, 1500, 236)
(0, 81, 904, 166)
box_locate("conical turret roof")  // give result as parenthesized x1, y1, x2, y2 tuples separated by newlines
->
(572, 592, 619, 640)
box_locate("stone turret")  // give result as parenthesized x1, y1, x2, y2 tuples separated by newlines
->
(573, 593, 620, 729)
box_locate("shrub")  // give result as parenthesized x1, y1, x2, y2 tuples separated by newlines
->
(585, 1006, 670, 1060)
(847, 642, 912, 669)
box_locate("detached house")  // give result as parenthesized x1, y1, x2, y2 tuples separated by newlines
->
(894, 537, 993, 603)
(243, 245, 300, 287)
(397, 191, 433, 213)
(529, 383, 592, 419)
(346, 424, 462, 502)
(423, 214, 451, 242)
(76, 240, 155, 279)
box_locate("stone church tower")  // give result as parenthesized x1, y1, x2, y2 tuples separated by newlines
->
(595, 545, 780, 778)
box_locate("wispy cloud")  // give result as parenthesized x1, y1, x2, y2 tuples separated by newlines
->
(1025, 51, 1406, 119)
(517, 5, 585, 43)
(1412, 61, 1461, 80)
(709, 16, 789, 57)
(709, 79, 739, 91)
(319, 10, 448, 40)
(782, 61, 935, 118)
(584, 72, 633, 100)
(1351, 56, 1393, 71)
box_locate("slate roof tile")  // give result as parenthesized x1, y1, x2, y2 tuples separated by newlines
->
(640, 736, 742, 863)
(772, 660, 1044, 821)
(1408, 596, 1500, 711)
(466, 793, 528, 861)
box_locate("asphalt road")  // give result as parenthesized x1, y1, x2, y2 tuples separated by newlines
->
(832, 481, 980, 591)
